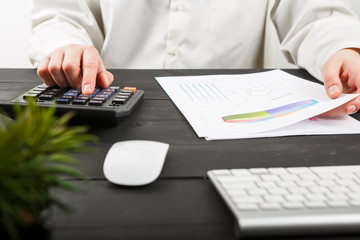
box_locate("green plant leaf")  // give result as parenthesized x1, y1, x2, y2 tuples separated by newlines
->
(0, 101, 96, 239)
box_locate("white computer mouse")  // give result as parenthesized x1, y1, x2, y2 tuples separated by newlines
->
(103, 140, 169, 186)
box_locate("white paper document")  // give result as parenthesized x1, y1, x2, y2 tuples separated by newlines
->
(155, 70, 360, 140)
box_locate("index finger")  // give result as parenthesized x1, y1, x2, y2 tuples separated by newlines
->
(81, 47, 100, 95)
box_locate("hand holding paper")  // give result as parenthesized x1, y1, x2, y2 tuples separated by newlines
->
(156, 70, 360, 140)
(322, 48, 360, 116)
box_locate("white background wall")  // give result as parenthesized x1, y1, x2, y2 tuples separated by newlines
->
(1, 0, 360, 68)
(0, 0, 33, 68)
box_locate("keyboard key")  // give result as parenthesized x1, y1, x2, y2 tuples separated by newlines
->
(227, 189, 247, 197)
(217, 176, 259, 184)
(282, 201, 304, 209)
(315, 179, 335, 186)
(223, 182, 256, 189)
(280, 174, 300, 181)
(305, 201, 327, 209)
(267, 187, 288, 195)
(277, 181, 296, 188)
(231, 169, 251, 176)
(350, 200, 360, 207)
(247, 188, 267, 196)
(232, 196, 263, 204)
(348, 193, 360, 200)
(297, 180, 316, 187)
(268, 167, 288, 175)
(260, 174, 280, 182)
(260, 202, 281, 210)
(328, 201, 350, 208)
(256, 181, 276, 188)
(264, 195, 284, 203)
(236, 203, 258, 211)
(311, 165, 360, 173)
(212, 169, 231, 175)
(336, 179, 356, 186)
(285, 194, 306, 202)
(305, 193, 327, 201)
(287, 167, 312, 174)
(326, 193, 348, 201)
(288, 187, 309, 194)
(249, 168, 268, 175)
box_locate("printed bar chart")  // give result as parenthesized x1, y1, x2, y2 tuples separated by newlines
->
(222, 99, 318, 123)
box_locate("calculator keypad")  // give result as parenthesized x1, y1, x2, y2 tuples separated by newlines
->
(22, 84, 136, 107)
(4, 83, 144, 125)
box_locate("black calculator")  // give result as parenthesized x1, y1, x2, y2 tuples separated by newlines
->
(0, 83, 144, 125)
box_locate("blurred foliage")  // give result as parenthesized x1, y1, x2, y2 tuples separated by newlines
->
(0, 101, 97, 239)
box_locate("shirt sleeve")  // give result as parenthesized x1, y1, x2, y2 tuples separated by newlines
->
(271, 0, 360, 81)
(29, 0, 104, 67)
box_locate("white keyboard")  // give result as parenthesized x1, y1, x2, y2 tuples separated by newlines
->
(208, 165, 360, 238)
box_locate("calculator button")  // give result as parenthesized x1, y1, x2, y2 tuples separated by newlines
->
(60, 95, 75, 100)
(30, 89, 44, 94)
(63, 92, 80, 98)
(77, 96, 91, 101)
(72, 99, 88, 105)
(38, 94, 56, 101)
(119, 90, 133, 95)
(119, 91, 132, 95)
(123, 87, 137, 93)
(56, 98, 72, 104)
(112, 98, 127, 104)
(89, 100, 104, 106)
(114, 95, 128, 100)
(23, 93, 39, 100)
(92, 97, 106, 102)
(64, 89, 81, 94)
(47, 88, 65, 95)
(95, 94, 112, 100)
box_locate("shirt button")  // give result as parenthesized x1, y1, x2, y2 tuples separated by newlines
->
(173, 48, 181, 56)
(176, 3, 185, 12)
(168, 48, 182, 57)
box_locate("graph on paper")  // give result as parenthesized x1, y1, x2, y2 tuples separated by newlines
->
(242, 81, 283, 97)
(222, 99, 318, 123)
(178, 82, 234, 103)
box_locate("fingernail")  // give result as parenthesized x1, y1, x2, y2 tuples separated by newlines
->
(328, 85, 339, 97)
(347, 105, 357, 114)
(105, 75, 110, 86)
(105, 73, 112, 86)
(82, 83, 92, 94)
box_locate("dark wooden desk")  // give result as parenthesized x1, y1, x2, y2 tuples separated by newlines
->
(1, 68, 360, 240)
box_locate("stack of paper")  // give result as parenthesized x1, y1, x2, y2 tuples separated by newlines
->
(156, 70, 360, 140)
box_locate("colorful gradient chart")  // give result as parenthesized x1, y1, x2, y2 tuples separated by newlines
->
(222, 99, 318, 123)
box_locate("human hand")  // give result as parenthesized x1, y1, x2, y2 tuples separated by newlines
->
(321, 48, 360, 116)
(37, 44, 114, 95)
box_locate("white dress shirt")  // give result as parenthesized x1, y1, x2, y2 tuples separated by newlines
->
(29, 0, 360, 80)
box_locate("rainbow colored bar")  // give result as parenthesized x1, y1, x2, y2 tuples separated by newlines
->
(222, 99, 318, 123)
